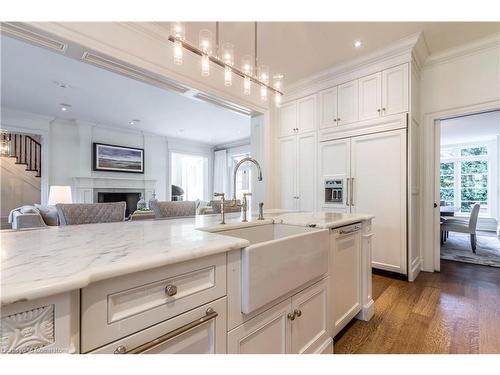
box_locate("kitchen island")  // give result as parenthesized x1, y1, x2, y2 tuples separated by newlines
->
(0, 211, 374, 354)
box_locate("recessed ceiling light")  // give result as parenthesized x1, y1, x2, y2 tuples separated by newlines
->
(354, 40, 362, 48)
(60, 103, 72, 111)
(129, 119, 141, 125)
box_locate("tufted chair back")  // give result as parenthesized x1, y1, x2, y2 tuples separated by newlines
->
(56, 202, 126, 225)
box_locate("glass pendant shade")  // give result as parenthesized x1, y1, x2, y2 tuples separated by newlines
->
(243, 77, 251, 95)
(170, 22, 185, 66)
(222, 42, 234, 65)
(224, 66, 232, 86)
(199, 29, 213, 55)
(201, 54, 210, 77)
(260, 85, 268, 101)
(274, 92, 281, 107)
(258, 65, 270, 84)
(273, 74, 284, 91)
(241, 54, 254, 76)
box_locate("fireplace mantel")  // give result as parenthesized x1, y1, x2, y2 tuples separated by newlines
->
(72, 176, 157, 203)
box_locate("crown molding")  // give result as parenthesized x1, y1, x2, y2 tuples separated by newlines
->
(286, 32, 422, 97)
(424, 32, 500, 68)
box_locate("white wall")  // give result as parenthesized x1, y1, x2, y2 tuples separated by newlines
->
(420, 33, 500, 271)
(1, 107, 215, 203)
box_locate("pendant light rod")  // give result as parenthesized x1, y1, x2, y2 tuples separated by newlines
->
(254, 21, 258, 69)
(216, 21, 220, 58)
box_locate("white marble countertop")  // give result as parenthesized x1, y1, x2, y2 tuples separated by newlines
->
(0, 210, 372, 305)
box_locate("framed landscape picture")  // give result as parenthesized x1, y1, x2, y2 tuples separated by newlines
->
(93, 143, 144, 173)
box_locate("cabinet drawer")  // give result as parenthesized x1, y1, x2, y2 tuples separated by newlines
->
(81, 253, 226, 352)
(90, 297, 227, 354)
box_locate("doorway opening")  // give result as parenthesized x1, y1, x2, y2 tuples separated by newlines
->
(438, 110, 500, 267)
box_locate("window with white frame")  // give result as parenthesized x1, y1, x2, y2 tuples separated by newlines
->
(171, 152, 208, 201)
(440, 144, 493, 216)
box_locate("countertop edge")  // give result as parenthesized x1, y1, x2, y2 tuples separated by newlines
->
(1, 236, 248, 306)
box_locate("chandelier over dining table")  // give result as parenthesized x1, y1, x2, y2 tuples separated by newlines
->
(169, 22, 284, 107)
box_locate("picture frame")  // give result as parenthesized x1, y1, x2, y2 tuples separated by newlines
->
(92, 142, 144, 174)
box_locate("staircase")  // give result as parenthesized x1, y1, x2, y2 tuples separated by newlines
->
(0, 132, 42, 177)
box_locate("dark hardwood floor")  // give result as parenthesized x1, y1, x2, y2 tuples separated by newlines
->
(334, 260, 500, 353)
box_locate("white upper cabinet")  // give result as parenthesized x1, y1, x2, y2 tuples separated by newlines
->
(382, 63, 409, 116)
(279, 101, 297, 137)
(296, 132, 317, 212)
(297, 95, 317, 134)
(279, 136, 297, 210)
(337, 79, 359, 125)
(319, 87, 338, 129)
(358, 72, 382, 121)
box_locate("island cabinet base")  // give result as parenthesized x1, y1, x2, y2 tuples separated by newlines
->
(0, 291, 79, 354)
(80, 253, 226, 353)
(89, 297, 226, 354)
(227, 278, 332, 354)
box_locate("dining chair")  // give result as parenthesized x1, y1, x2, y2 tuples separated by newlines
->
(56, 202, 126, 225)
(441, 203, 481, 253)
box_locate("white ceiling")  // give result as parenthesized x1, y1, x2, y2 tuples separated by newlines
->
(178, 22, 500, 85)
(0, 35, 251, 146)
(441, 111, 500, 146)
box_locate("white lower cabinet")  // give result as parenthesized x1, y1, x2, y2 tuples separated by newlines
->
(227, 278, 331, 354)
(290, 278, 330, 354)
(90, 297, 226, 354)
(330, 224, 362, 336)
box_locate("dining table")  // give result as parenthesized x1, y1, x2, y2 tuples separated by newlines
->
(440, 206, 460, 217)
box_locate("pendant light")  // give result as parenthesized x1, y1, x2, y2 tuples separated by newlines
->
(168, 22, 284, 106)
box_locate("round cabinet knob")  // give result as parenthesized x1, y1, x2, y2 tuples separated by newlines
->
(294, 309, 302, 317)
(114, 345, 127, 354)
(287, 312, 296, 321)
(377, 108, 381, 112)
(333, 118, 337, 122)
(337, 118, 341, 122)
(165, 284, 178, 297)
(382, 108, 386, 111)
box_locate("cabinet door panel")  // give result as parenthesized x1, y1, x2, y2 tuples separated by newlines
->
(382, 64, 409, 116)
(279, 136, 297, 210)
(297, 132, 317, 211)
(337, 80, 359, 124)
(90, 297, 226, 354)
(297, 95, 317, 134)
(358, 72, 382, 121)
(279, 102, 297, 137)
(331, 229, 361, 335)
(351, 129, 407, 274)
(290, 278, 329, 354)
(318, 139, 350, 211)
(227, 299, 290, 354)
(319, 87, 338, 129)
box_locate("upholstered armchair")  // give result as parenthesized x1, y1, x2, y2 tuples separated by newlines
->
(149, 200, 196, 219)
(441, 203, 481, 252)
(56, 202, 126, 225)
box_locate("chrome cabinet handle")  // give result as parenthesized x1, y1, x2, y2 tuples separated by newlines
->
(294, 309, 302, 317)
(287, 312, 296, 321)
(165, 284, 178, 297)
(350, 177, 355, 206)
(346, 177, 350, 207)
(114, 345, 127, 354)
(122, 308, 218, 354)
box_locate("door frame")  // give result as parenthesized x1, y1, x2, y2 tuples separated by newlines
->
(422, 99, 500, 272)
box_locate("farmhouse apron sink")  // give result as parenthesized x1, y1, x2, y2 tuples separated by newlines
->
(219, 224, 329, 314)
